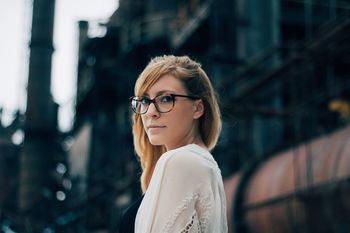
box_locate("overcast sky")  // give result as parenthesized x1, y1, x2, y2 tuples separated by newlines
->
(0, 0, 118, 131)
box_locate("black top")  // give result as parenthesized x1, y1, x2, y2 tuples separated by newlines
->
(119, 195, 144, 233)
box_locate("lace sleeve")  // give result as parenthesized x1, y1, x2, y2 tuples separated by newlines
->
(150, 150, 215, 233)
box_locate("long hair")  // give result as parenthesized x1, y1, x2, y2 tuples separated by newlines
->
(132, 55, 222, 193)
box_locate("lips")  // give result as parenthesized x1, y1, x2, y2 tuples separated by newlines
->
(147, 125, 166, 129)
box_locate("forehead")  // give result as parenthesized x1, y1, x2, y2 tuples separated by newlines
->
(145, 74, 186, 96)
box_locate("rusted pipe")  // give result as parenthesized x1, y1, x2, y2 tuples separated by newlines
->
(224, 124, 350, 233)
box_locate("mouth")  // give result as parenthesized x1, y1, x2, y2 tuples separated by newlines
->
(147, 125, 166, 129)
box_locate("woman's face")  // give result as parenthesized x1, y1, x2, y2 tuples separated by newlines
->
(140, 74, 204, 151)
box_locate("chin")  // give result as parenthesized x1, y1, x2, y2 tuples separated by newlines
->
(148, 137, 164, 146)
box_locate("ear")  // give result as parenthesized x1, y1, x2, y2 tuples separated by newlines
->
(193, 100, 204, 119)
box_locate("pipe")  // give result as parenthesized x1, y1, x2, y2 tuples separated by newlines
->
(224, 124, 350, 233)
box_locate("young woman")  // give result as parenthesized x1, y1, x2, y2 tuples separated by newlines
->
(121, 55, 227, 233)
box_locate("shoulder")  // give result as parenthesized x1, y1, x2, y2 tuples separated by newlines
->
(163, 145, 215, 176)
(156, 145, 217, 194)
(169, 146, 202, 163)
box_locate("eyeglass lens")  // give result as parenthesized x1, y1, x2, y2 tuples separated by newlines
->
(132, 95, 175, 114)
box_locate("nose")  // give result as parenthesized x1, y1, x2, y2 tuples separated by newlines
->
(145, 102, 160, 118)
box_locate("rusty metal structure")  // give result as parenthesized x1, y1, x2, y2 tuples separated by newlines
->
(225, 124, 350, 233)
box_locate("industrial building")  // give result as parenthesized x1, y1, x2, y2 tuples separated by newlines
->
(0, 0, 349, 232)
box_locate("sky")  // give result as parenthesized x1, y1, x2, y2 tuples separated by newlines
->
(0, 0, 118, 132)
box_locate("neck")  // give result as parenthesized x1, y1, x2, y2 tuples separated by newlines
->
(165, 132, 207, 151)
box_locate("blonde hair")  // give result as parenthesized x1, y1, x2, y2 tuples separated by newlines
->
(132, 55, 222, 193)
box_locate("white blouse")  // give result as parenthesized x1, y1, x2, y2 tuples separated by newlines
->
(135, 144, 228, 233)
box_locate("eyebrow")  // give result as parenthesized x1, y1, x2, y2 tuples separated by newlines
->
(143, 90, 176, 97)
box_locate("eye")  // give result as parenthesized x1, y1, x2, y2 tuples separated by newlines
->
(159, 95, 173, 103)
(140, 97, 150, 105)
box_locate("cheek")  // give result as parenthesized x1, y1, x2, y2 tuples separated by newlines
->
(141, 116, 147, 128)
(167, 111, 194, 132)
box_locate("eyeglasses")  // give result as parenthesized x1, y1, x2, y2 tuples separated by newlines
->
(130, 94, 200, 115)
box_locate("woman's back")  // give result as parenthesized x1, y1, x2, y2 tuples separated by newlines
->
(135, 144, 227, 233)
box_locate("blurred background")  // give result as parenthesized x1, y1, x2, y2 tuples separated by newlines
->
(0, 0, 350, 232)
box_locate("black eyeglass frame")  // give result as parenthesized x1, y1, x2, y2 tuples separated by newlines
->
(130, 94, 201, 115)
